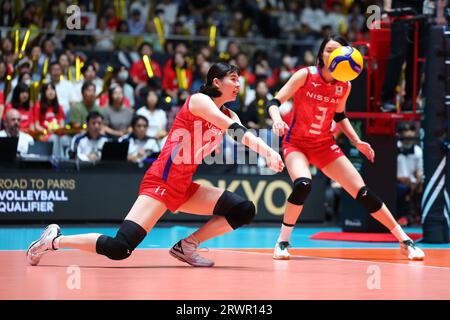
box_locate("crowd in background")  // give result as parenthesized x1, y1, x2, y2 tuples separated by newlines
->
(0, 0, 425, 225)
(0, 0, 377, 161)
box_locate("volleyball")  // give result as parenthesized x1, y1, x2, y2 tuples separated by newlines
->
(327, 46, 364, 82)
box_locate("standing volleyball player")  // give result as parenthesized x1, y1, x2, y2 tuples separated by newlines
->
(27, 63, 284, 267)
(267, 35, 424, 261)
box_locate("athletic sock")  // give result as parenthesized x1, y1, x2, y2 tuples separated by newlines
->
(277, 222, 294, 243)
(390, 224, 411, 242)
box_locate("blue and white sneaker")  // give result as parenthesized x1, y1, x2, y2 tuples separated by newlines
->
(26, 224, 61, 266)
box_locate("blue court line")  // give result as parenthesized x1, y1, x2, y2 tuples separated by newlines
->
(1, 226, 449, 251)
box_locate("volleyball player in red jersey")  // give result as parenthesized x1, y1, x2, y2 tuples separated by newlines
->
(27, 63, 284, 267)
(267, 35, 425, 261)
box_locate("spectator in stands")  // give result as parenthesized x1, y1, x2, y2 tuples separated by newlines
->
(300, 0, 326, 36)
(115, 20, 136, 51)
(156, 0, 179, 32)
(119, 115, 160, 163)
(103, 84, 133, 138)
(94, 15, 115, 51)
(113, 65, 135, 108)
(0, 0, 14, 27)
(1, 37, 16, 70)
(243, 79, 273, 129)
(58, 52, 76, 82)
(9, 58, 32, 96)
(3, 83, 34, 132)
(397, 123, 423, 226)
(69, 81, 102, 130)
(71, 111, 108, 162)
(136, 88, 168, 146)
(71, 61, 104, 103)
(162, 51, 193, 98)
(33, 83, 70, 157)
(49, 62, 74, 116)
(130, 42, 162, 86)
(127, 5, 146, 36)
(104, 5, 121, 31)
(236, 52, 256, 88)
(191, 60, 211, 94)
(0, 108, 34, 155)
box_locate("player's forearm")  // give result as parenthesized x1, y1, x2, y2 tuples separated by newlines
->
(384, 0, 392, 11)
(338, 119, 361, 144)
(242, 132, 271, 157)
(268, 105, 283, 123)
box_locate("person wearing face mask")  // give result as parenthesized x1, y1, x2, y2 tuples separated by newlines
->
(397, 123, 423, 226)
(0, 108, 34, 155)
(115, 65, 135, 108)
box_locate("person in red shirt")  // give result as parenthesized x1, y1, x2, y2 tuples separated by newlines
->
(267, 34, 425, 261)
(33, 83, 65, 134)
(3, 83, 34, 132)
(33, 83, 70, 157)
(27, 63, 284, 268)
(130, 42, 162, 86)
(162, 52, 193, 98)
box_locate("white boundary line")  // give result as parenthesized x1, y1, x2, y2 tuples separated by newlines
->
(216, 248, 450, 271)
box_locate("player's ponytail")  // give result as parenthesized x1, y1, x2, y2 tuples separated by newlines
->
(199, 62, 240, 98)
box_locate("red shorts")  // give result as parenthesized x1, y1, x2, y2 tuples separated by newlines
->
(138, 173, 201, 213)
(282, 138, 345, 169)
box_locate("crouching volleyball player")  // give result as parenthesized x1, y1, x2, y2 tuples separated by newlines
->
(268, 35, 424, 261)
(27, 62, 284, 267)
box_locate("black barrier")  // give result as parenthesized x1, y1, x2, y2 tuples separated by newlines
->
(0, 168, 326, 223)
(421, 25, 449, 243)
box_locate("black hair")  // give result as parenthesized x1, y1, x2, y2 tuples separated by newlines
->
(81, 61, 96, 74)
(11, 83, 30, 110)
(138, 42, 153, 54)
(199, 62, 240, 98)
(131, 115, 148, 128)
(108, 83, 123, 106)
(49, 61, 61, 70)
(81, 80, 96, 94)
(39, 83, 60, 116)
(316, 34, 349, 68)
(86, 111, 104, 123)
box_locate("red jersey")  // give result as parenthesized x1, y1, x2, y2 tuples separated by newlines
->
(130, 59, 162, 82)
(284, 66, 349, 146)
(33, 102, 65, 129)
(147, 95, 231, 185)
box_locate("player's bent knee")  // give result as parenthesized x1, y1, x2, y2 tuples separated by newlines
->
(213, 191, 256, 229)
(355, 186, 383, 213)
(96, 220, 147, 261)
(287, 177, 312, 205)
(226, 201, 256, 229)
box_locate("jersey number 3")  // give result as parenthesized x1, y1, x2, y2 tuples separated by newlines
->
(309, 107, 327, 135)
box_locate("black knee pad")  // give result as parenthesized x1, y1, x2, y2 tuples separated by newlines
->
(96, 220, 147, 260)
(356, 186, 383, 213)
(287, 177, 312, 205)
(213, 190, 256, 229)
